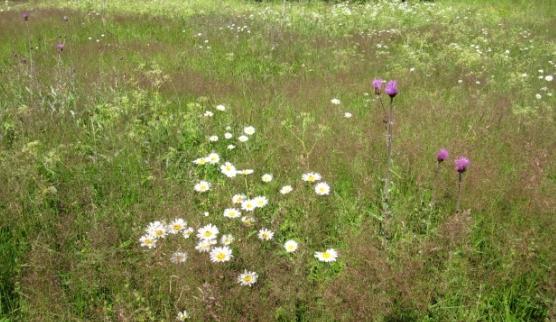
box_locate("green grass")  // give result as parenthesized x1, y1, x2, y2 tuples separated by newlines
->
(1, 0, 555, 321)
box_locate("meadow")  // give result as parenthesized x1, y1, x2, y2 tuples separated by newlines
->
(0, 0, 555, 321)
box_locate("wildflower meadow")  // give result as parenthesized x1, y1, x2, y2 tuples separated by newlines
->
(0, 0, 555, 321)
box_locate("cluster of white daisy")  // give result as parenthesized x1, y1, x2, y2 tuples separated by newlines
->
(139, 218, 194, 250)
(302, 172, 331, 196)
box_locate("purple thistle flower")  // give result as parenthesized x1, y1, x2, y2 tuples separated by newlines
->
(372, 78, 384, 95)
(56, 43, 65, 53)
(21, 12, 30, 21)
(455, 157, 470, 173)
(385, 80, 398, 98)
(437, 149, 449, 162)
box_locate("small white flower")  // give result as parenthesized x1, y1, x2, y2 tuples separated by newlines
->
(147, 221, 167, 239)
(225, 126, 232, 130)
(216, 104, 226, 111)
(458, 79, 463, 84)
(238, 135, 249, 142)
(535, 93, 542, 99)
(314, 182, 331, 196)
(209, 135, 219, 142)
(193, 157, 208, 165)
(239, 169, 254, 175)
(344, 112, 352, 118)
(168, 218, 187, 234)
(221, 234, 234, 245)
(330, 98, 341, 105)
(203, 110, 214, 117)
(209, 246, 233, 263)
(284, 240, 299, 253)
(232, 194, 247, 204)
(302, 172, 322, 183)
(280, 185, 293, 194)
(182, 227, 195, 239)
(194, 180, 211, 193)
(253, 196, 269, 208)
(257, 228, 274, 241)
(220, 162, 237, 178)
(206, 152, 220, 164)
(241, 199, 257, 212)
(227, 144, 236, 150)
(177, 310, 190, 321)
(171, 251, 188, 264)
(261, 173, 273, 183)
(195, 239, 217, 252)
(241, 215, 256, 226)
(545, 75, 554, 82)
(197, 224, 219, 240)
(223, 208, 241, 219)
(224, 132, 233, 139)
(139, 234, 157, 249)
(237, 271, 258, 286)
(315, 248, 338, 262)
(202, 211, 210, 217)
(243, 126, 256, 136)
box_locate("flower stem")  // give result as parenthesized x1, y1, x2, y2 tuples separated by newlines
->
(456, 172, 463, 213)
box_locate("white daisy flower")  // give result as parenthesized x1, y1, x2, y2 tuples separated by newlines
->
(216, 104, 226, 111)
(241, 215, 256, 227)
(139, 234, 157, 249)
(535, 93, 542, 99)
(315, 248, 338, 262)
(220, 234, 234, 245)
(330, 98, 341, 105)
(147, 221, 167, 239)
(170, 251, 188, 264)
(253, 196, 269, 208)
(344, 112, 352, 118)
(206, 152, 220, 164)
(202, 211, 210, 217)
(224, 132, 233, 139)
(177, 310, 190, 321)
(232, 194, 247, 204)
(237, 271, 258, 286)
(257, 228, 274, 241)
(208, 135, 219, 142)
(209, 246, 233, 263)
(194, 180, 211, 193)
(314, 182, 331, 195)
(261, 173, 273, 183)
(182, 227, 195, 239)
(238, 135, 249, 142)
(241, 199, 257, 212)
(168, 218, 187, 234)
(284, 240, 299, 253)
(243, 126, 256, 136)
(220, 162, 237, 178)
(195, 239, 217, 253)
(223, 208, 241, 219)
(302, 172, 322, 183)
(227, 144, 236, 150)
(197, 224, 219, 240)
(280, 185, 293, 194)
(546, 75, 554, 82)
(239, 169, 254, 175)
(203, 110, 214, 117)
(193, 157, 208, 165)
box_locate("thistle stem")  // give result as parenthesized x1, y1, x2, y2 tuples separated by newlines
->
(456, 172, 463, 213)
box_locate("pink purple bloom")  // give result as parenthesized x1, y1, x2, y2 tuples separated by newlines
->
(21, 12, 30, 21)
(455, 157, 470, 173)
(372, 79, 384, 95)
(437, 149, 449, 162)
(385, 81, 398, 98)
(56, 43, 65, 53)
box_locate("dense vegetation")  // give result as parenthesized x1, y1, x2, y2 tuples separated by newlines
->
(1, 0, 555, 320)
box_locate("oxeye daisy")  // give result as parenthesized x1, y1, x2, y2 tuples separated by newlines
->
(314, 182, 331, 196)
(253, 196, 269, 208)
(284, 240, 299, 253)
(203, 110, 214, 117)
(147, 221, 167, 239)
(302, 172, 322, 183)
(238, 135, 249, 142)
(209, 246, 233, 263)
(344, 112, 352, 118)
(216, 104, 226, 111)
(168, 218, 187, 234)
(241, 199, 257, 212)
(261, 173, 273, 183)
(239, 169, 254, 175)
(139, 234, 157, 249)
(227, 144, 236, 150)
(223, 208, 241, 219)
(177, 310, 190, 321)
(193, 157, 208, 165)
(330, 98, 341, 105)
(206, 152, 220, 164)
(224, 132, 233, 139)
(195, 239, 217, 253)
(221, 234, 234, 245)
(241, 216, 256, 227)
(232, 194, 247, 204)
(257, 228, 274, 241)
(315, 248, 338, 262)
(197, 224, 219, 240)
(194, 180, 211, 193)
(237, 271, 258, 286)
(208, 135, 219, 142)
(182, 227, 195, 239)
(243, 126, 256, 136)
(280, 185, 293, 194)
(220, 162, 237, 178)
(170, 251, 188, 264)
